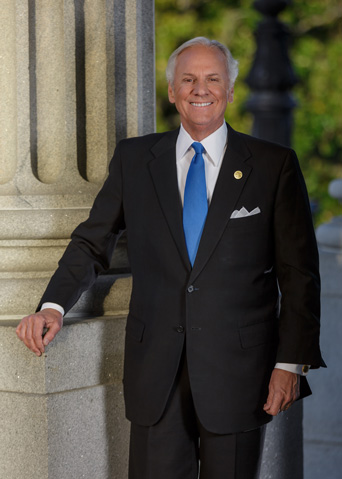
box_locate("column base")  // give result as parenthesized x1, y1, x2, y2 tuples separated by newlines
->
(0, 315, 130, 479)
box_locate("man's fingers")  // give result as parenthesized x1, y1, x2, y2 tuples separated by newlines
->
(264, 390, 283, 416)
(19, 320, 46, 356)
(16, 315, 45, 356)
(264, 392, 286, 416)
(42, 319, 62, 346)
(42, 309, 63, 346)
(263, 389, 274, 413)
(263, 369, 300, 416)
(16, 309, 63, 356)
(32, 317, 46, 353)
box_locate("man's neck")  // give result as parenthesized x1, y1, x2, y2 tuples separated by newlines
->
(181, 120, 226, 142)
(180, 121, 226, 142)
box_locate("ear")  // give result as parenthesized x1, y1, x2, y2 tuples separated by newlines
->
(228, 86, 234, 104)
(168, 82, 175, 104)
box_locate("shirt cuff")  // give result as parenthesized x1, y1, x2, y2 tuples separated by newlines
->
(275, 362, 310, 376)
(41, 302, 65, 317)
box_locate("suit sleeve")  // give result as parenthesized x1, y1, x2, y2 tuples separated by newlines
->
(38, 142, 126, 314)
(273, 150, 325, 369)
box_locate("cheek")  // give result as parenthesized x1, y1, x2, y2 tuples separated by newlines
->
(174, 93, 190, 110)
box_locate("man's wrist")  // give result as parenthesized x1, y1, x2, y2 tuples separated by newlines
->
(41, 302, 65, 317)
(275, 362, 310, 376)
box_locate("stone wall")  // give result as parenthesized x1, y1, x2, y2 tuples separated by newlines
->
(304, 180, 342, 479)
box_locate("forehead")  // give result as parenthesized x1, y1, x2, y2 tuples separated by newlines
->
(175, 45, 227, 74)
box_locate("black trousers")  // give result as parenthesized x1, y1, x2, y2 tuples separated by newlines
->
(129, 353, 265, 479)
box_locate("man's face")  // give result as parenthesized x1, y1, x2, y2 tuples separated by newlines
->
(168, 44, 234, 141)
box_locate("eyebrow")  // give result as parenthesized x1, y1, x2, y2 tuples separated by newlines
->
(181, 73, 220, 77)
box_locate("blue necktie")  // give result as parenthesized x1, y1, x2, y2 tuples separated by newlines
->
(183, 142, 208, 266)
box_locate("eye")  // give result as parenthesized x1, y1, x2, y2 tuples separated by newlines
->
(209, 77, 219, 82)
(183, 78, 194, 83)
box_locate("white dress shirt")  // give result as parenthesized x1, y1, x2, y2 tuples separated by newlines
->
(176, 122, 227, 206)
(42, 121, 308, 376)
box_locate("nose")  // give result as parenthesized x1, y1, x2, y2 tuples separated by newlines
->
(193, 79, 209, 96)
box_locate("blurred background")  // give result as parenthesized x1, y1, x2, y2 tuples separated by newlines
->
(154, 0, 342, 226)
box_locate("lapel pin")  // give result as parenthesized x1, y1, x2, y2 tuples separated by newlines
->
(234, 170, 243, 180)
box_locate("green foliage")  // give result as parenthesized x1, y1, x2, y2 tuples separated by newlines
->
(155, 0, 342, 225)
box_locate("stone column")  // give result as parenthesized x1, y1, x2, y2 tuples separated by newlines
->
(245, 2, 304, 478)
(0, 1, 155, 477)
(0, 0, 155, 318)
(305, 182, 342, 479)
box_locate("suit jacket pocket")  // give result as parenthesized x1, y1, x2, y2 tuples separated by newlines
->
(126, 314, 145, 342)
(228, 214, 261, 230)
(239, 318, 277, 349)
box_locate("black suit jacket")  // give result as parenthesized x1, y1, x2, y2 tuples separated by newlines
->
(40, 124, 325, 434)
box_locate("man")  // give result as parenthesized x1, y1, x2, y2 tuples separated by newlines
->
(17, 37, 325, 478)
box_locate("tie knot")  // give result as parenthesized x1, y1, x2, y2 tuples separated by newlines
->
(192, 142, 204, 155)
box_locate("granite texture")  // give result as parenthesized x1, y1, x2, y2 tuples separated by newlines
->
(0, 393, 49, 478)
(304, 442, 342, 479)
(0, 1, 17, 184)
(0, 0, 154, 319)
(0, 1, 155, 475)
(303, 249, 342, 478)
(0, 316, 129, 479)
(47, 384, 129, 479)
(261, 402, 303, 479)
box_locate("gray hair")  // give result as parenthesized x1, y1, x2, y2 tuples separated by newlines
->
(166, 37, 239, 88)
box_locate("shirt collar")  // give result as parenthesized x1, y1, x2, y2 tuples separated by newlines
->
(176, 121, 228, 166)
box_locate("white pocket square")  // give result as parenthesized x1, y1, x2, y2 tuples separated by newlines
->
(230, 207, 261, 219)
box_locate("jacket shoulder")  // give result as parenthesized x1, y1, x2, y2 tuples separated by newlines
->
(117, 130, 177, 150)
(231, 128, 295, 159)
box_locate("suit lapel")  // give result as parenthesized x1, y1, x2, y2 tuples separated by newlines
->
(190, 125, 253, 282)
(147, 125, 253, 278)
(148, 129, 191, 270)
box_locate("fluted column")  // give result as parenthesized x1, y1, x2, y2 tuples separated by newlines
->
(0, 1, 155, 478)
(35, 0, 67, 183)
(83, 0, 108, 182)
(0, 2, 17, 185)
(0, 0, 155, 317)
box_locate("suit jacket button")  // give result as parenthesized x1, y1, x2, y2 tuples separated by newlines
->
(176, 325, 184, 333)
(187, 285, 194, 293)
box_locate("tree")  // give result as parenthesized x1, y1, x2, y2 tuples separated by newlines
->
(155, 0, 342, 224)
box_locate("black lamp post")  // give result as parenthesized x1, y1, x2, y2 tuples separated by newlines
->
(245, 0, 297, 147)
(246, 2, 304, 479)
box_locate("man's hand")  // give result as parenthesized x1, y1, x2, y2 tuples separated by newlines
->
(263, 368, 300, 416)
(16, 309, 63, 357)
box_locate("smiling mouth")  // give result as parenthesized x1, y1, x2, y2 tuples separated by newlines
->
(190, 102, 213, 107)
